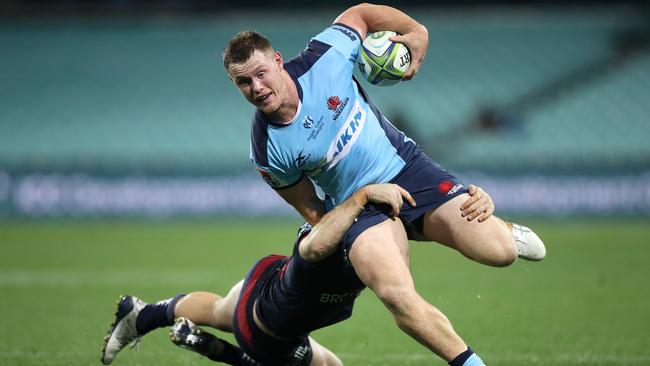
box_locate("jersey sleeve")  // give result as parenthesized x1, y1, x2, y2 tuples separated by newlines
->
(312, 23, 362, 66)
(250, 123, 303, 190)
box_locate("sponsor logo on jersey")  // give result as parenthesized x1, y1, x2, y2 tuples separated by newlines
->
(331, 25, 357, 41)
(306, 116, 325, 141)
(325, 101, 366, 168)
(438, 181, 463, 196)
(293, 150, 310, 168)
(257, 168, 281, 188)
(302, 115, 313, 129)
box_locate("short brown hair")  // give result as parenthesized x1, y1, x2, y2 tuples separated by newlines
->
(223, 31, 273, 69)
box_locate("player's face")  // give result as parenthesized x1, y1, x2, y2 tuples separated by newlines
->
(228, 50, 285, 115)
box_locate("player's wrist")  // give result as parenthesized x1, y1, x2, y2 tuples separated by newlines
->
(351, 187, 369, 211)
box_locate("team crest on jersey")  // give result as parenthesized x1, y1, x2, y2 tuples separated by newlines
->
(327, 95, 349, 121)
(327, 96, 341, 110)
(438, 181, 454, 194)
(325, 100, 366, 168)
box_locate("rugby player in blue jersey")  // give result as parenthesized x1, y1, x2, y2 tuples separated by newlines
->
(223, 2, 546, 363)
(102, 183, 488, 365)
(223, 0, 546, 360)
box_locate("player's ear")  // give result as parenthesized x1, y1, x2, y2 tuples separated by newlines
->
(274, 51, 284, 70)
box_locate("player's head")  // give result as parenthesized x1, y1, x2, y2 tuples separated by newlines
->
(223, 31, 287, 115)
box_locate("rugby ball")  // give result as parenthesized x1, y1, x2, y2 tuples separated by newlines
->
(357, 31, 411, 86)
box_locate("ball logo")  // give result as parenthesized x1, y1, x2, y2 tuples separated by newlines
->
(399, 52, 411, 68)
(370, 31, 386, 40)
(438, 181, 454, 194)
(327, 96, 341, 110)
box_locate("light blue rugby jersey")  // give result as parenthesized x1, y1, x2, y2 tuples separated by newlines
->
(251, 23, 418, 205)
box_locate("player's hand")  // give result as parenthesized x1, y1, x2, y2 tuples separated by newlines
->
(460, 184, 494, 222)
(389, 24, 428, 80)
(363, 183, 416, 218)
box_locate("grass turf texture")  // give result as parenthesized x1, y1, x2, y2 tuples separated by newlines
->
(0, 219, 649, 365)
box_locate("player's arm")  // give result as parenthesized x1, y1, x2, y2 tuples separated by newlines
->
(334, 3, 428, 79)
(275, 175, 326, 226)
(299, 184, 416, 262)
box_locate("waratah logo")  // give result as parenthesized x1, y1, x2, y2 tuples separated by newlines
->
(438, 181, 454, 194)
(327, 96, 341, 110)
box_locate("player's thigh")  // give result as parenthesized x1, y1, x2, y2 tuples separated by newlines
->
(421, 193, 516, 266)
(308, 337, 342, 366)
(212, 279, 244, 332)
(348, 218, 413, 299)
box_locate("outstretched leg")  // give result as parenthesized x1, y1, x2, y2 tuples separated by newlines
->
(171, 319, 342, 366)
(421, 193, 545, 266)
(174, 280, 244, 332)
(100, 281, 243, 364)
(170, 317, 261, 366)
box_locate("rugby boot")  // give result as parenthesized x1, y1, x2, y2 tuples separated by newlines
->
(512, 223, 547, 261)
(101, 295, 146, 364)
(170, 317, 219, 355)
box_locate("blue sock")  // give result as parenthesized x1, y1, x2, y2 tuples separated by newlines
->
(135, 294, 185, 335)
(449, 347, 485, 366)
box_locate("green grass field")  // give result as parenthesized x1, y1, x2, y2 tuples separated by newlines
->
(1, 219, 649, 365)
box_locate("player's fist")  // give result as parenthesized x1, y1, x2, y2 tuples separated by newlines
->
(362, 183, 416, 218)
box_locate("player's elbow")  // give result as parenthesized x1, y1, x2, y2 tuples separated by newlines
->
(298, 239, 330, 262)
(349, 3, 373, 11)
(338, 3, 375, 23)
(293, 199, 325, 226)
(299, 244, 324, 262)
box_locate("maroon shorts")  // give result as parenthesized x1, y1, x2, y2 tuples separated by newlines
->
(232, 255, 313, 365)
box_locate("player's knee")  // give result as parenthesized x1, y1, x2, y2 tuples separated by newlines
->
(323, 350, 343, 366)
(375, 285, 417, 316)
(310, 341, 342, 366)
(474, 226, 517, 267)
(491, 236, 518, 267)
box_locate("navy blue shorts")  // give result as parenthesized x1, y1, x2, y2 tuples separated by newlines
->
(340, 150, 468, 253)
(232, 255, 313, 365)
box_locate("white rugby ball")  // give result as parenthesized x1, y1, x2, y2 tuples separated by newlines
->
(357, 31, 411, 86)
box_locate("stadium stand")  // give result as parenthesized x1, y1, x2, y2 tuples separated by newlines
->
(0, 9, 648, 175)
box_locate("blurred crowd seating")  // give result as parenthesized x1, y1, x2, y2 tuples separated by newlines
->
(0, 8, 647, 175)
